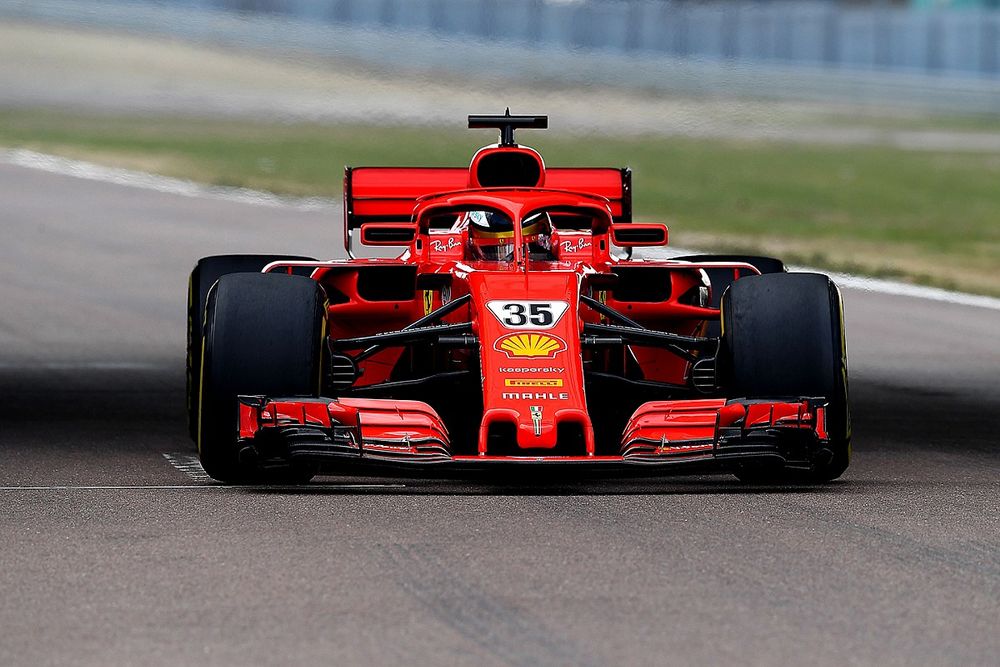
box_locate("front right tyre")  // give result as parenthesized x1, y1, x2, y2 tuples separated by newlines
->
(198, 272, 327, 483)
(187, 254, 316, 441)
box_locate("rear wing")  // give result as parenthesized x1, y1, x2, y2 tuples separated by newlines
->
(343, 166, 632, 254)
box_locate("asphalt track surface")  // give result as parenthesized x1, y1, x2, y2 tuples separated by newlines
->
(0, 162, 998, 666)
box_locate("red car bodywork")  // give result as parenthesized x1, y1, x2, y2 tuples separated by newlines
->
(233, 118, 830, 473)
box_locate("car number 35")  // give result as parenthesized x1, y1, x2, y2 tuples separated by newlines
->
(486, 300, 569, 330)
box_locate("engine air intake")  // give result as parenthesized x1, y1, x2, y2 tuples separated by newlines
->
(474, 150, 543, 187)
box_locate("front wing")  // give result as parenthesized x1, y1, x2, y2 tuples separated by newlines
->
(236, 396, 833, 474)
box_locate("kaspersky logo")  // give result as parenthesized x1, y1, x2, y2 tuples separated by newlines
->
(494, 332, 567, 359)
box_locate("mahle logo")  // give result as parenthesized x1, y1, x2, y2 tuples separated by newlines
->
(494, 332, 566, 359)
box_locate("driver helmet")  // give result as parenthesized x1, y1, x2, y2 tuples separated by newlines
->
(462, 210, 552, 261)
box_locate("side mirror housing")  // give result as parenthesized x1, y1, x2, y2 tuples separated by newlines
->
(359, 223, 418, 246)
(610, 223, 669, 247)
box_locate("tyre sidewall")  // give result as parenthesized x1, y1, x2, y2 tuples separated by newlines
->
(720, 272, 850, 481)
(198, 272, 327, 482)
(186, 254, 315, 441)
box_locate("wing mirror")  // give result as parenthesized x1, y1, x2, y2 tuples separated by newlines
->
(610, 223, 669, 247)
(359, 223, 418, 246)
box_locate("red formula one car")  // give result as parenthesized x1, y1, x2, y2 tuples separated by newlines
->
(186, 113, 850, 484)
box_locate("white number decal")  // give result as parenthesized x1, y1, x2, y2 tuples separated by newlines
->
(486, 301, 569, 330)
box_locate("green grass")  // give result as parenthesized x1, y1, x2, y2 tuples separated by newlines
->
(2, 109, 998, 296)
(815, 110, 1000, 133)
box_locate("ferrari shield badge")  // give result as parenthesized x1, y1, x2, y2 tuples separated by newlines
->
(529, 405, 543, 437)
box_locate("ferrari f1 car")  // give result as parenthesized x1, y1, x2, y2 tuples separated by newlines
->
(186, 113, 850, 484)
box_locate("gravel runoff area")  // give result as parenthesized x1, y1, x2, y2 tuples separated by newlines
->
(2, 19, 1000, 151)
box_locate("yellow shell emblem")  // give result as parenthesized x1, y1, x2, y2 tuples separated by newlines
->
(495, 332, 566, 359)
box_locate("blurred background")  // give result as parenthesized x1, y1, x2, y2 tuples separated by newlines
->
(1, 5, 998, 665)
(1, 0, 998, 299)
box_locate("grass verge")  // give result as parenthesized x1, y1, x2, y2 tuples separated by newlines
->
(1, 109, 997, 296)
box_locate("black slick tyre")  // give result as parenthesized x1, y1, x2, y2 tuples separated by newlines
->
(719, 272, 850, 483)
(187, 254, 315, 441)
(198, 272, 327, 483)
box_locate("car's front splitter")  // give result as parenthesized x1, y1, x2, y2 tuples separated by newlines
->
(235, 395, 833, 476)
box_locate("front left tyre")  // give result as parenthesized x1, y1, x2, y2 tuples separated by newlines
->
(719, 272, 851, 483)
(198, 272, 327, 483)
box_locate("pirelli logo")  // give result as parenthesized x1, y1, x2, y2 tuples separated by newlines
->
(504, 378, 564, 388)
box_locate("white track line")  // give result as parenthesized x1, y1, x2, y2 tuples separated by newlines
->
(4, 148, 997, 311)
(162, 452, 214, 483)
(0, 148, 338, 211)
(795, 268, 1000, 312)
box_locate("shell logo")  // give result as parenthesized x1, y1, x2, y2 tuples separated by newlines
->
(494, 332, 567, 359)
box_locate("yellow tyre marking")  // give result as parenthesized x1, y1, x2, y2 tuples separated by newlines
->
(318, 299, 328, 392)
